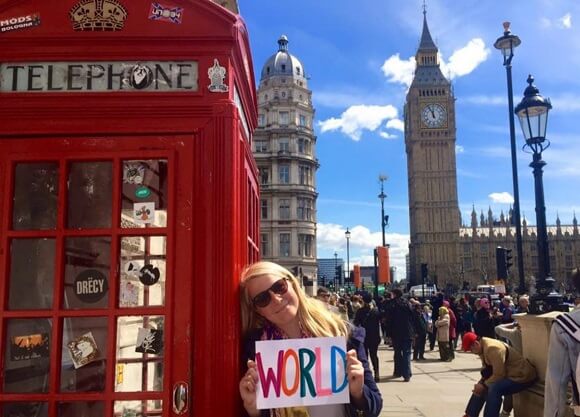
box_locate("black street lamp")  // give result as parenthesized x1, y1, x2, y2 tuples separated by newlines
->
(494, 22, 526, 294)
(333, 251, 338, 291)
(514, 75, 563, 313)
(378, 175, 388, 247)
(345, 228, 351, 289)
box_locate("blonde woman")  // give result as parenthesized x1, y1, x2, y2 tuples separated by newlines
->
(239, 261, 382, 417)
(435, 306, 451, 361)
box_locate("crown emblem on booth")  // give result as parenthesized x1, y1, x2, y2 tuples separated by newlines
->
(69, 0, 128, 31)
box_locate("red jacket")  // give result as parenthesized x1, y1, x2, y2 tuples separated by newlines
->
(443, 301, 457, 339)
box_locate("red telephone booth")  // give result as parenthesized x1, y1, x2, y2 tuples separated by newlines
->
(0, 1, 258, 416)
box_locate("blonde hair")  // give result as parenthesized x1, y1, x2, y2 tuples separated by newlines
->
(240, 261, 348, 338)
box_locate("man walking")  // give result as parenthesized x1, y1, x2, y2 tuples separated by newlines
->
(386, 289, 415, 381)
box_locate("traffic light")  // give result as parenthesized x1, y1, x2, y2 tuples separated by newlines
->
(496, 247, 508, 280)
(505, 249, 513, 274)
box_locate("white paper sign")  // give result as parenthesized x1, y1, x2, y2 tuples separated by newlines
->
(255, 336, 349, 410)
(133, 202, 155, 225)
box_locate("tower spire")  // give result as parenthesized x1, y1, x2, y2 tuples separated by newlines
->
(419, 6, 437, 52)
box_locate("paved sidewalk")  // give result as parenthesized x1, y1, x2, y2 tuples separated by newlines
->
(375, 342, 482, 417)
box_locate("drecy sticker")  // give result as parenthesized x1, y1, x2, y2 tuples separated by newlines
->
(135, 327, 163, 354)
(67, 332, 99, 369)
(0, 14, 41, 34)
(149, 3, 183, 24)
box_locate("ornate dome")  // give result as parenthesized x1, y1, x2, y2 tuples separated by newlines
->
(260, 35, 306, 82)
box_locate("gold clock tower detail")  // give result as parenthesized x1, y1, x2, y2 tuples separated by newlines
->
(405, 11, 460, 286)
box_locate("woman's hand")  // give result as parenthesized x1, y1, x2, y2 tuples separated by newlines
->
(346, 349, 365, 404)
(239, 359, 260, 417)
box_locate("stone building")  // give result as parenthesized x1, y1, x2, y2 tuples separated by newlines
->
(253, 36, 318, 290)
(459, 208, 580, 292)
(404, 12, 460, 286)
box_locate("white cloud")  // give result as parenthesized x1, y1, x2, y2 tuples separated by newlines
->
(440, 38, 490, 79)
(318, 104, 398, 141)
(560, 13, 572, 29)
(379, 131, 397, 140)
(541, 13, 573, 29)
(488, 192, 514, 204)
(381, 53, 416, 87)
(381, 38, 490, 88)
(317, 223, 409, 281)
(456, 145, 465, 154)
(385, 118, 404, 132)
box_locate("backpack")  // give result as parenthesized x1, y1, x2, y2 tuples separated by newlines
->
(554, 313, 580, 414)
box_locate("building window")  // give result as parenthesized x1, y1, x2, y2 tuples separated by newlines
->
(297, 198, 313, 221)
(258, 114, 265, 127)
(480, 245, 488, 253)
(280, 233, 290, 257)
(255, 141, 268, 152)
(261, 233, 268, 257)
(463, 257, 472, 270)
(298, 234, 313, 257)
(566, 255, 573, 268)
(279, 138, 289, 152)
(278, 165, 290, 184)
(463, 243, 471, 254)
(565, 242, 573, 252)
(299, 114, 307, 127)
(261, 199, 268, 220)
(279, 112, 289, 125)
(279, 199, 290, 219)
(259, 168, 269, 185)
(299, 165, 311, 186)
(297, 138, 310, 154)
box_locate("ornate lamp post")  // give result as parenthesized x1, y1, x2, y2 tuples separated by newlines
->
(378, 175, 388, 247)
(333, 251, 338, 291)
(514, 75, 562, 313)
(494, 22, 526, 294)
(345, 228, 351, 290)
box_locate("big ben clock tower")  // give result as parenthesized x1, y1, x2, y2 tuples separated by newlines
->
(405, 11, 460, 286)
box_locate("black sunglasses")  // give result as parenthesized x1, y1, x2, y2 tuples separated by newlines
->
(252, 278, 289, 308)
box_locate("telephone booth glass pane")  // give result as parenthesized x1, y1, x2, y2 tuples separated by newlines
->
(12, 163, 59, 230)
(63, 237, 111, 310)
(119, 236, 166, 307)
(57, 402, 104, 417)
(8, 238, 55, 310)
(121, 160, 168, 229)
(67, 162, 113, 229)
(115, 316, 164, 392)
(3, 318, 51, 393)
(3, 403, 49, 417)
(60, 316, 107, 392)
(114, 400, 163, 417)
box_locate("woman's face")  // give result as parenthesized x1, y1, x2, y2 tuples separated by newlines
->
(246, 274, 300, 329)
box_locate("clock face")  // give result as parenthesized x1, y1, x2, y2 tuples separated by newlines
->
(421, 103, 447, 128)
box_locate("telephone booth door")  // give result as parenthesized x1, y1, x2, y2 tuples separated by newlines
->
(0, 136, 194, 417)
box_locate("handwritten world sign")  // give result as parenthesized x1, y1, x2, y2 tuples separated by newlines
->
(255, 336, 349, 409)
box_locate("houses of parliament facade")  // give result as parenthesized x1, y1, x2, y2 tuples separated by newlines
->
(405, 12, 580, 291)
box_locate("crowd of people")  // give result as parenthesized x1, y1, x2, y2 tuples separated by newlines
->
(238, 261, 580, 417)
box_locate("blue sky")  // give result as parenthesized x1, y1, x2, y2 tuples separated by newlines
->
(239, 0, 580, 281)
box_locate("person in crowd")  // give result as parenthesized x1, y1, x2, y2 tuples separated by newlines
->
(422, 304, 433, 352)
(435, 306, 451, 361)
(461, 331, 537, 417)
(429, 292, 444, 350)
(378, 295, 391, 345)
(385, 289, 415, 381)
(515, 295, 530, 314)
(494, 319, 523, 417)
(239, 261, 383, 417)
(351, 294, 363, 317)
(354, 293, 382, 382)
(411, 301, 427, 361)
(498, 296, 514, 324)
(457, 298, 473, 345)
(544, 268, 580, 417)
(317, 286, 340, 314)
(443, 300, 457, 359)
(474, 297, 497, 339)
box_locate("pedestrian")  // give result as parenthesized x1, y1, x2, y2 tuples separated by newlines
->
(515, 295, 529, 314)
(461, 332, 537, 417)
(498, 296, 514, 324)
(544, 268, 580, 417)
(354, 293, 382, 382)
(317, 286, 340, 314)
(430, 292, 444, 350)
(239, 261, 383, 417)
(473, 298, 497, 339)
(435, 306, 451, 361)
(385, 289, 415, 382)
(443, 300, 457, 359)
(411, 301, 427, 361)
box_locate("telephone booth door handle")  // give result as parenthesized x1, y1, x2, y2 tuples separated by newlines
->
(172, 381, 189, 415)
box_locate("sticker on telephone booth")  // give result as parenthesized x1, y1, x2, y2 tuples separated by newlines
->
(74, 269, 108, 303)
(139, 264, 160, 286)
(10, 333, 49, 361)
(133, 202, 155, 225)
(67, 332, 99, 369)
(123, 163, 145, 184)
(120, 281, 139, 307)
(135, 328, 163, 355)
(208, 59, 229, 93)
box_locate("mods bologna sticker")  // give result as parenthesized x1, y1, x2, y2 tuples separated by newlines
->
(0, 14, 41, 33)
(149, 3, 183, 24)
